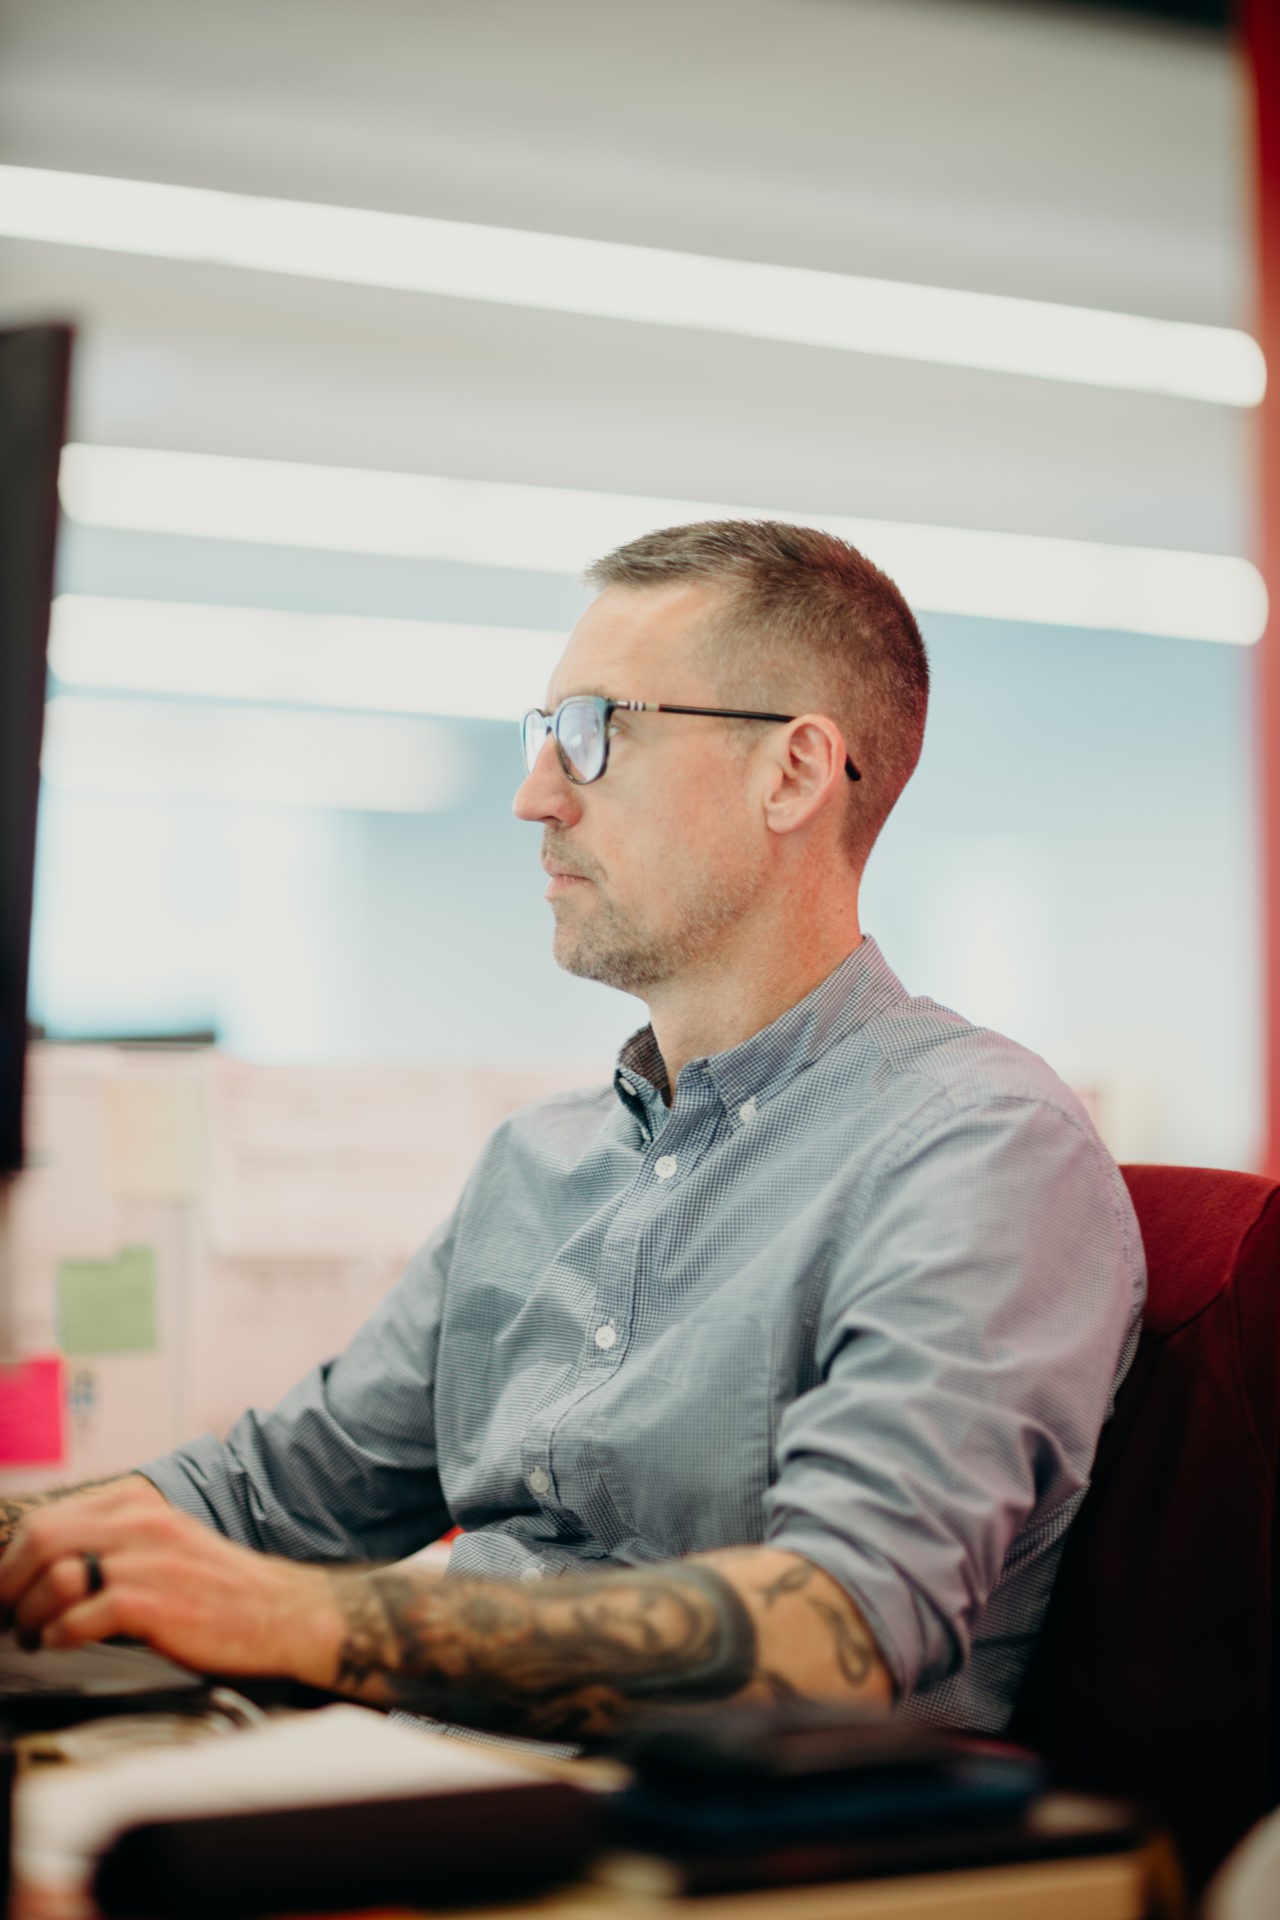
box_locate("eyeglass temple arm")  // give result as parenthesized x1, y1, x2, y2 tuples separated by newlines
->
(639, 702, 861, 783)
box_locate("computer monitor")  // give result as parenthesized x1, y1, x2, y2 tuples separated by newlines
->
(0, 323, 72, 1178)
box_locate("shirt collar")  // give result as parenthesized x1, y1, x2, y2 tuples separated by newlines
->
(612, 936, 906, 1124)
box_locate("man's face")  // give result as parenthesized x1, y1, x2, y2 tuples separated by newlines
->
(512, 582, 770, 997)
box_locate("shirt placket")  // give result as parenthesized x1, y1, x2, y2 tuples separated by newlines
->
(516, 1073, 722, 1523)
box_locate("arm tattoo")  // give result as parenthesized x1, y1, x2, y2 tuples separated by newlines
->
(328, 1562, 757, 1739)
(331, 1579, 396, 1688)
(754, 1560, 815, 1608)
(754, 1562, 880, 1696)
(808, 1594, 876, 1687)
(760, 1668, 811, 1703)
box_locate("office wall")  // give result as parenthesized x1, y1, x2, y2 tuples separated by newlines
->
(1, 1044, 594, 1494)
(28, 609, 1259, 1169)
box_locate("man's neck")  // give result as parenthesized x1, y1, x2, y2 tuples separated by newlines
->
(647, 921, 864, 1102)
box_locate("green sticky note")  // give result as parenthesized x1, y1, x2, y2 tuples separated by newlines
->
(57, 1246, 158, 1356)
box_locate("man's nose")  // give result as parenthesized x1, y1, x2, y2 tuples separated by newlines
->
(513, 735, 583, 825)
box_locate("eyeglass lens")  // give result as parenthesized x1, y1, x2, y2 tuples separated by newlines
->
(522, 698, 607, 782)
(557, 698, 605, 782)
(521, 710, 550, 776)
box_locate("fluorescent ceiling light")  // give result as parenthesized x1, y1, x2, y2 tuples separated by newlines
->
(41, 695, 467, 813)
(1, 163, 1263, 406)
(49, 596, 564, 721)
(60, 445, 1267, 646)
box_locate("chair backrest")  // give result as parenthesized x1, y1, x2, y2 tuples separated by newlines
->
(1009, 1164, 1280, 1891)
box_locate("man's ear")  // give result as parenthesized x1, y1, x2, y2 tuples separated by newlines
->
(760, 715, 849, 837)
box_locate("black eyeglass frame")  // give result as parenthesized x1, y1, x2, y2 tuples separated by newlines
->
(521, 696, 861, 787)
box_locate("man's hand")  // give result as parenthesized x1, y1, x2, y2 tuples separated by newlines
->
(0, 1472, 160, 1552)
(0, 1481, 330, 1677)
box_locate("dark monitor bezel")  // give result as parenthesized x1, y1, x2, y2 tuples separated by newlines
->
(0, 323, 73, 1176)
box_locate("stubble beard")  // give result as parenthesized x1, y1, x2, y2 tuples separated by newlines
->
(550, 866, 753, 996)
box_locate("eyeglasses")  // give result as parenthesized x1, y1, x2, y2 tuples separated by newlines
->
(520, 695, 862, 787)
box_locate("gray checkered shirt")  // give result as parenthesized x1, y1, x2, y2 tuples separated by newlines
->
(144, 937, 1144, 1732)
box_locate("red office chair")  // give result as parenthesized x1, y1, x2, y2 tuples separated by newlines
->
(1009, 1164, 1280, 1891)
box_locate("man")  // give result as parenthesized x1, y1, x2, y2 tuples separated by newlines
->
(0, 521, 1143, 1741)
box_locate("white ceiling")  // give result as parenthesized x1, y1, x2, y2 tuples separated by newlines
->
(0, 0, 1258, 558)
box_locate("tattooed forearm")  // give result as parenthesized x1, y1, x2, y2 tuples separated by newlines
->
(327, 1561, 757, 1739)
(320, 1547, 890, 1738)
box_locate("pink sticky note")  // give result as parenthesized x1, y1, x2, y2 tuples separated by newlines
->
(0, 1355, 66, 1466)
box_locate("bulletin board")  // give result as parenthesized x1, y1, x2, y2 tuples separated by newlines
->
(0, 1045, 598, 1493)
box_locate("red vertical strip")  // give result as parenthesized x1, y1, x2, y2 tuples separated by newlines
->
(1247, 0, 1280, 1179)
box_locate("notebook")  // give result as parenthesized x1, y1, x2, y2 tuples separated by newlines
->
(17, 1701, 594, 1916)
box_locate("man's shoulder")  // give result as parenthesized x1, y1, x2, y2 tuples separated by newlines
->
(845, 994, 1143, 1294)
(855, 991, 1099, 1142)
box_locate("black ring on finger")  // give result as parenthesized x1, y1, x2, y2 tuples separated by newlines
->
(82, 1549, 105, 1597)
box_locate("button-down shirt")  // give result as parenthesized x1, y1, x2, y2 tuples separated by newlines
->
(144, 938, 1145, 1731)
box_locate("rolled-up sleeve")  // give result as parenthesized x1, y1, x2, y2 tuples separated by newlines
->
(140, 1215, 456, 1562)
(763, 1094, 1143, 1698)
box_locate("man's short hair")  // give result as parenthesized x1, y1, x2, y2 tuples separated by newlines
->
(584, 519, 929, 870)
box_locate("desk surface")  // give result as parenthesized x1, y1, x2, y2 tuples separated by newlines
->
(9, 1712, 1183, 1920)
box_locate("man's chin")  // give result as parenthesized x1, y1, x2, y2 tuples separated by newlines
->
(552, 930, 605, 983)
(552, 927, 660, 995)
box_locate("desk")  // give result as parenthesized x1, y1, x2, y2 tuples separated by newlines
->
(9, 1713, 1184, 1920)
(515, 1847, 1178, 1920)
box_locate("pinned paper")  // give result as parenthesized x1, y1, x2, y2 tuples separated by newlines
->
(205, 1061, 478, 1258)
(0, 1355, 65, 1466)
(105, 1077, 206, 1201)
(57, 1246, 158, 1356)
(183, 1250, 402, 1440)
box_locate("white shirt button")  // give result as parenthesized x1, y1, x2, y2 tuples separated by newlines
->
(655, 1154, 678, 1180)
(520, 1562, 544, 1583)
(527, 1467, 551, 1495)
(619, 1078, 637, 1097)
(738, 1097, 758, 1121)
(593, 1322, 618, 1350)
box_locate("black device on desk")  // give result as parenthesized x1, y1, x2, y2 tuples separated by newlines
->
(0, 1634, 208, 1729)
(604, 1702, 1147, 1896)
(0, 1632, 342, 1732)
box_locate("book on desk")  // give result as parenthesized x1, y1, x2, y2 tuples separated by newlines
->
(17, 1704, 594, 1917)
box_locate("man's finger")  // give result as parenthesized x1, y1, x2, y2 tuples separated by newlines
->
(41, 1588, 127, 1652)
(0, 1515, 70, 1610)
(12, 1553, 104, 1639)
(0, 1497, 136, 1608)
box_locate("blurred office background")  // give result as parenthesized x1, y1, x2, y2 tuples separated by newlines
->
(0, 0, 1263, 1169)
